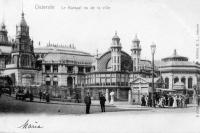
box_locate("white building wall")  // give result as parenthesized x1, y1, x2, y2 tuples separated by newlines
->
(161, 73, 198, 89)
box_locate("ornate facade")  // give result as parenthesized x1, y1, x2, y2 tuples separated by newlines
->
(0, 11, 199, 103)
(157, 50, 200, 93)
(84, 33, 152, 101)
(34, 44, 94, 98)
(1, 12, 41, 86)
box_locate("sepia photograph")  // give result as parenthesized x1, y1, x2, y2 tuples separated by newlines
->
(0, 0, 200, 132)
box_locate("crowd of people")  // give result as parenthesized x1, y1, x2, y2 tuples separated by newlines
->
(141, 93, 189, 108)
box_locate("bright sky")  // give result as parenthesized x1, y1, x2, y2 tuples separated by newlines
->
(0, 0, 200, 61)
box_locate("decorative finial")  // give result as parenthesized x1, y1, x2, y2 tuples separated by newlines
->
(115, 31, 117, 35)
(135, 33, 138, 38)
(174, 49, 177, 55)
(96, 49, 98, 57)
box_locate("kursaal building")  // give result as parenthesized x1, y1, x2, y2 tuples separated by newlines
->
(0, 12, 199, 103)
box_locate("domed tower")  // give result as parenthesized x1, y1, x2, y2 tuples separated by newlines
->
(0, 21, 8, 43)
(131, 35, 141, 72)
(110, 32, 122, 71)
(11, 12, 35, 68)
(16, 12, 29, 38)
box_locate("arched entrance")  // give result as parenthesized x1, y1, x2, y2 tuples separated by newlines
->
(165, 77, 169, 89)
(67, 76, 73, 87)
(67, 76, 73, 96)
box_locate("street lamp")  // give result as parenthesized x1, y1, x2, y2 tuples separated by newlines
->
(193, 85, 199, 115)
(151, 43, 156, 107)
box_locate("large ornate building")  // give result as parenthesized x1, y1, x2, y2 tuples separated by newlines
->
(0, 12, 41, 86)
(83, 33, 153, 101)
(0, 11, 199, 103)
(34, 44, 94, 98)
(156, 50, 200, 97)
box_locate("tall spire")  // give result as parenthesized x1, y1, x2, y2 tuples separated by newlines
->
(0, 18, 8, 42)
(22, 0, 24, 13)
(133, 34, 140, 43)
(21, 0, 24, 19)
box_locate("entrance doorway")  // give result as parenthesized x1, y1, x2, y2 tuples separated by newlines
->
(67, 76, 73, 96)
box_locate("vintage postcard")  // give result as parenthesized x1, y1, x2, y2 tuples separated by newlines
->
(0, 0, 200, 132)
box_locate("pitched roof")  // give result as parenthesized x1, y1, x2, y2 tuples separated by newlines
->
(34, 46, 92, 56)
(43, 53, 94, 64)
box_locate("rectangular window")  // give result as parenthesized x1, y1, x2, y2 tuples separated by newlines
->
(67, 66, 73, 73)
(45, 65, 51, 73)
(78, 67, 84, 73)
(46, 81, 51, 86)
(86, 67, 91, 73)
(53, 81, 58, 86)
(53, 65, 58, 73)
(118, 57, 119, 63)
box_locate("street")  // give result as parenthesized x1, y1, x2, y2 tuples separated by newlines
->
(0, 94, 149, 114)
(0, 94, 200, 133)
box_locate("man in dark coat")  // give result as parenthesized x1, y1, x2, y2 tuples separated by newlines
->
(99, 93, 106, 112)
(84, 92, 91, 114)
(0, 88, 2, 98)
(39, 90, 42, 101)
(46, 92, 50, 103)
(141, 95, 146, 106)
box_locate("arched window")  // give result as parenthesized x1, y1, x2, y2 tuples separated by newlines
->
(181, 77, 186, 84)
(188, 77, 193, 88)
(45, 75, 51, 86)
(174, 77, 179, 84)
(53, 76, 58, 86)
(165, 77, 169, 89)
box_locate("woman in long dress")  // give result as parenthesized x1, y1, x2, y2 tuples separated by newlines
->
(110, 91, 114, 105)
(172, 95, 177, 108)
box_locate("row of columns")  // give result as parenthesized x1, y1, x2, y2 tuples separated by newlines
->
(43, 64, 89, 73)
(166, 75, 195, 89)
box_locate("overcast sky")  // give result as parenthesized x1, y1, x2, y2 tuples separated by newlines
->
(0, 0, 200, 61)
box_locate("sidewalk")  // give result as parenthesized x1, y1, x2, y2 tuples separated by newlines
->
(10, 94, 145, 109)
(9, 94, 196, 110)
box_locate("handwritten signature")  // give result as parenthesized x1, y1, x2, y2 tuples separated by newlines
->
(18, 120, 43, 129)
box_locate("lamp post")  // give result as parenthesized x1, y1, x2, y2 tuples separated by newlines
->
(193, 85, 199, 115)
(150, 43, 156, 107)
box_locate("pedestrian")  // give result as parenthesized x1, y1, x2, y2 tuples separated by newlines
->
(172, 95, 177, 108)
(141, 95, 146, 106)
(170, 96, 174, 107)
(185, 95, 189, 108)
(46, 92, 50, 103)
(148, 97, 152, 107)
(182, 96, 186, 108)
(99, 93, 106, 112)
(39, 90, 42, 101)
(0, 88, 2, 98)
(84, 92, 91, 114)
(145, 96, 148, 106)
(75, 93, 79, 103)
(42, 91, 46, 100)
(29, 91, 34, 102)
